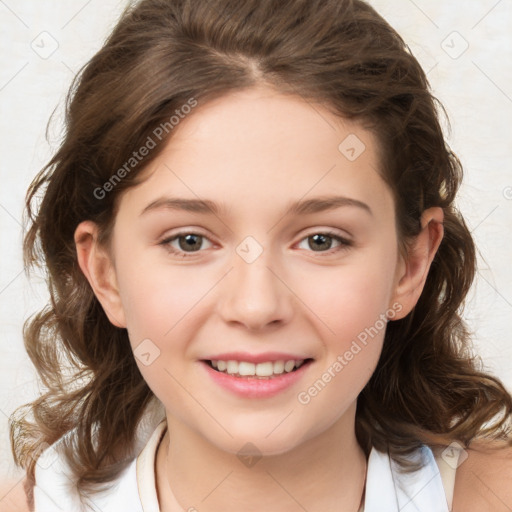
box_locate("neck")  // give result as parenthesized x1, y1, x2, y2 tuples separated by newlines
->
(156, 403, 367, 512)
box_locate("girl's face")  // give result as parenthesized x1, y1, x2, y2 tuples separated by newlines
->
(93, 85, 413, 455)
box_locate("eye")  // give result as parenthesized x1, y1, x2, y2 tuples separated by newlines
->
(159, 231, 213, 257)
(159, 229, 353, 258)
(296, 231, 352, 254)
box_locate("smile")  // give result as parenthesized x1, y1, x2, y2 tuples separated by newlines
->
(206, 359, 310, 378)
(200, 358, 314, 398)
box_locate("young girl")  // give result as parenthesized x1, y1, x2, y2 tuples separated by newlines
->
(9, 0, 512, 510)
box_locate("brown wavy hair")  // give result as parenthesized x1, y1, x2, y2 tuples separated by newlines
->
(10, 0, 512, 508)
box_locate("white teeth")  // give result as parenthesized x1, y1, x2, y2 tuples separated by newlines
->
(227, 360, 238, 374)
(273, 360, 284, 374)
(255, 361, 274, 377)
(238, 361, 255, 376)
(209, 359, 306, 377)
(284, 360, 296, 372)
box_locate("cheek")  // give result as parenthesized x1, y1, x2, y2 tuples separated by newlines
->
(114, 244, 207, 343)
(294, 265, 390, 422)
(300, 257, 396, 341)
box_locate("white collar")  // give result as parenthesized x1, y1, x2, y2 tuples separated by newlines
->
(135, 420, 450, 512)
(364, 444, 450, 512)
(136, 419, 167, 511)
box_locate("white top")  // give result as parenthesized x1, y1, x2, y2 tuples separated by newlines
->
(34, 420, 461, 512)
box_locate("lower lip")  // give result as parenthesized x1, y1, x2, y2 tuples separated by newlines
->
(201, 360, 313, 399)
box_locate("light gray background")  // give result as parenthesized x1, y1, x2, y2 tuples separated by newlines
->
(1, 0, 511, 487)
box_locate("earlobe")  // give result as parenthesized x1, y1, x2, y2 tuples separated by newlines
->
(74, 221, 127, 328)
(389, 207, 444, 320)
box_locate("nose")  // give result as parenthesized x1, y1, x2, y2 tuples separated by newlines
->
(217, 249, 294, 331)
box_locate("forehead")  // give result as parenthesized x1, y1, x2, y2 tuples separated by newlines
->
(165, 85, 377, 166)
(118, 85, 394, 223)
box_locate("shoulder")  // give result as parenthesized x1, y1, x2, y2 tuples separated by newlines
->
(33, 435, 81, 511)
(452, 440, 512, 512)
(32, 410, 164, 511)
(34, 436, 142, 512)
(0, 478, 31, 512)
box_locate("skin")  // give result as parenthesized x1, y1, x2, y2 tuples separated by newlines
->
(74, 85, 446, 511)
(0, 479, 30, 512)
(5, 447, 512, 511)
(453, 441, 512, 512)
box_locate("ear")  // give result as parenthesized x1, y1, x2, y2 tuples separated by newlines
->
(74, 221, 127, 328)
(389, 207, 444, 320)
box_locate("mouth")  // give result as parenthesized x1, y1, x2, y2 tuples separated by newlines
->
(201, 358, 314, 379)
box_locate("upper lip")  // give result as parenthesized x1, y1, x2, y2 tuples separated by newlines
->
(201, 352, 313, 364)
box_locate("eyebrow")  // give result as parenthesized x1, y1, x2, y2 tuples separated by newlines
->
(140, 195, 373, 218)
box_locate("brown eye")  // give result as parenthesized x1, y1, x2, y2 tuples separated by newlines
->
(308, 233, 334, 251)
(297, 231, 352, 254)
(160, 232, 213, 256)
(176, 234, 203, 252)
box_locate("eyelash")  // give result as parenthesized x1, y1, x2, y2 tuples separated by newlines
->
(159, 229, 353, 258)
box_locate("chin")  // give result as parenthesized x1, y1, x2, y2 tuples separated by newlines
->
(207, 424, 307, 458)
